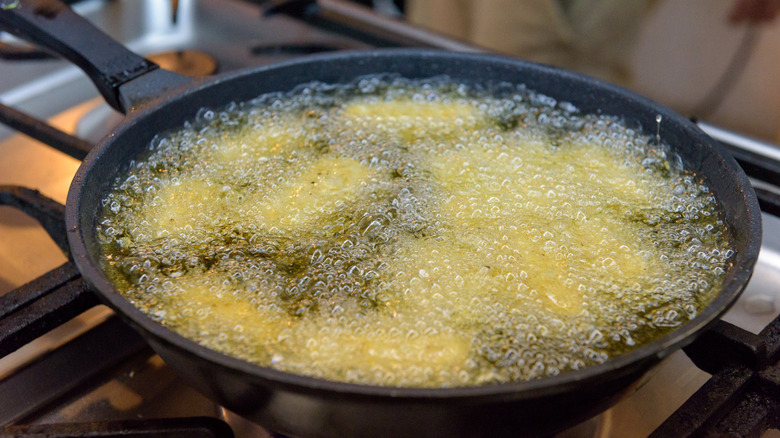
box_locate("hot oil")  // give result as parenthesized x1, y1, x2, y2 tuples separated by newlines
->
(96, 76, 732, 387)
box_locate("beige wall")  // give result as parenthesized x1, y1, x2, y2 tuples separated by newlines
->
(630, 0, 780, 143)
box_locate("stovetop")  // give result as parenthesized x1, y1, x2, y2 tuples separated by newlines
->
(2, 1, 780, 437)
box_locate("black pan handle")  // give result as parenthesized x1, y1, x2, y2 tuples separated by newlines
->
(0, 0, 195, 114)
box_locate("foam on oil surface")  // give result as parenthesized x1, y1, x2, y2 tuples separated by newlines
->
(97, 76, 732, 387)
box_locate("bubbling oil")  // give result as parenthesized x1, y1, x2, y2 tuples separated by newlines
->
(97, 76, 732, 387)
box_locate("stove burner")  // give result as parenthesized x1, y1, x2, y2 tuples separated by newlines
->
(217, 402, 609, 438)
(0, 41, 51, 60)
(146, 50, 219, 77)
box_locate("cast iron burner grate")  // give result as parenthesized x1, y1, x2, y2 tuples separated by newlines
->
(2, 417, 235, 438)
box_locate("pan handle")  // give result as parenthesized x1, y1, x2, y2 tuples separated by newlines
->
(0, 0, 195, 114)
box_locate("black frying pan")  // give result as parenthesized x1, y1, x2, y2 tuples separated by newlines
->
(0, 1, 762, 437)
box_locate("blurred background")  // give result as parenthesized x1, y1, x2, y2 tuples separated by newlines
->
(360, 0, 780, 144)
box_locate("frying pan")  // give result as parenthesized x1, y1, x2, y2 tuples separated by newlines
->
(0, 1, 762, 437)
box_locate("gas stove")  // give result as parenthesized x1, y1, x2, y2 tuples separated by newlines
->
(2, 1, 780, 437)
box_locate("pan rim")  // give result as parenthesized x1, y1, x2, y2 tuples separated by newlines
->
(65, 48, 762, 402)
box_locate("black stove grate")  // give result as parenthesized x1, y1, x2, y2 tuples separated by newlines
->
(2, 417, 235, 438)
(654, 315, 780, 436)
